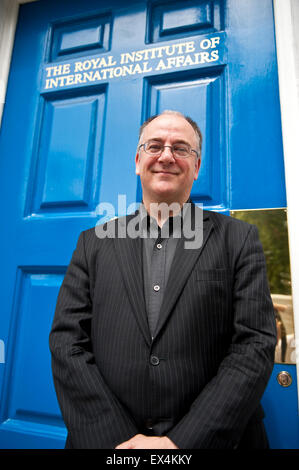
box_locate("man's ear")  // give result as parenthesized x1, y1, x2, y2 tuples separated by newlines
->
(135, 152, 140, 175)
(194, 157, 201, 181)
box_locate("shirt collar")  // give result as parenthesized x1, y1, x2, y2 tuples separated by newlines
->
(139, 198, 192, 239)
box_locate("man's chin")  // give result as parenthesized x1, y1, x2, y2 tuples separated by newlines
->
(149, 185, 181, 203)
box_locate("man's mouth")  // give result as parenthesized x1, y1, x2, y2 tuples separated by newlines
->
(152, 170, 178, 175)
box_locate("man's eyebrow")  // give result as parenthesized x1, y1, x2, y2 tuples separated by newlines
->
(146, 138, 163, 142)
(147, 138, 191, 146)
(172, 139, 191, 146)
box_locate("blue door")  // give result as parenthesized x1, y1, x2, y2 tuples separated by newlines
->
(0, 0, 297, 448)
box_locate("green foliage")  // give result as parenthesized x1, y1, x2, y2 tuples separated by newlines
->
(231, 209, 291, 295)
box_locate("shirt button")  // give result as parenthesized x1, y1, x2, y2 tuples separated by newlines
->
(145, 418, 153, 429)
(153, 285, 160, 291)
(156, 243, 162, 249)
(150, 355, 160, 366)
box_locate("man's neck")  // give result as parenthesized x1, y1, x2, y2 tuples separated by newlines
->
(142, 196, 191, 227)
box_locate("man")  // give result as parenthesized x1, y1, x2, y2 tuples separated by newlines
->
(49, 110, 276, 449)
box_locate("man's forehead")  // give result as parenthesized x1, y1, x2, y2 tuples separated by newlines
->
(143, 115, 197, 141)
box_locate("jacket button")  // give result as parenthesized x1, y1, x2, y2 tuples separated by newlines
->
(150, 355, 160, 366)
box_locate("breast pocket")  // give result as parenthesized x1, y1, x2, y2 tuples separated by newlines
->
(196, 268, 232, 282)
(195, 268, 234, 323)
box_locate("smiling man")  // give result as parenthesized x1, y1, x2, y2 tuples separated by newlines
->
(49, 110, 276, 449)
(136, 112, 201, 207)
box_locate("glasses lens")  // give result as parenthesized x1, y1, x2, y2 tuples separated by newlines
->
(142, 141, 192, 158)
(172, 144, 189, 158)
(144, 141, 163, 155)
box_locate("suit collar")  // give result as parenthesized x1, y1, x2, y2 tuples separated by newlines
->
(113, 214, 151, 346)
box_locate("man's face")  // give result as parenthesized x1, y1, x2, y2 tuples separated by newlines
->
(135, 114, 201, 205)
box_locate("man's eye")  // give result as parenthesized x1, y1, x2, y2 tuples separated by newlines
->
(148, 144, 162, 152)
(173, 145, 188, 154)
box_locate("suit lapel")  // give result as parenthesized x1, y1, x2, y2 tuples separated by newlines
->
(113, 214, 151, 346)
(154, 208, 214, 339)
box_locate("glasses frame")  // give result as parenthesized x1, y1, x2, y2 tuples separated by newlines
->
(139, 141, 199, 159)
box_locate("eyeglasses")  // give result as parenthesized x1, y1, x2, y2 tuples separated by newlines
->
(139, 140, 199, 159)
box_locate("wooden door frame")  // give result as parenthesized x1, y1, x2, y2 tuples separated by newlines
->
(1, 0, 299, 405)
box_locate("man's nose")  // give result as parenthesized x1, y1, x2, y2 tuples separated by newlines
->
(157, 146, 175, 162)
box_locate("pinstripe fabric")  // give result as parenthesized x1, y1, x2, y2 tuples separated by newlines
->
(49, 204, 276, 449)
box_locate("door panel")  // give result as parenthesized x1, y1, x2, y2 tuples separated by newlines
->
(0, 0, 295, 448)
(29, 88, 106, 214)
(145, 69, 225, 206)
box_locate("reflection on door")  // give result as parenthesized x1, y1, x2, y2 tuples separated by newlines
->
(230, 209, 295, 364)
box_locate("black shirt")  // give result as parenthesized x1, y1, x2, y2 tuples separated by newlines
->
(139, 203, 187, 338)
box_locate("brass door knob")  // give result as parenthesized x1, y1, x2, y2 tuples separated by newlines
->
(277, 371, 292, 387)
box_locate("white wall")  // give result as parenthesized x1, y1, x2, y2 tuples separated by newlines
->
(0, 0, 19, 127)
(274, 0, 299, 405)
(0, 0, 37, 126)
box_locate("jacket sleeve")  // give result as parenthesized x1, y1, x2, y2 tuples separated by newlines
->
(166, 224, 277, 449)
(49, 231, 139, 448)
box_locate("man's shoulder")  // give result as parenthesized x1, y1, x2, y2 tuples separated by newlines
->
(202, 207, 255, 234)
(80, 213, 137, 242)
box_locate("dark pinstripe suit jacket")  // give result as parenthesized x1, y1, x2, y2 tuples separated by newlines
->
(49, 204, 277, 449)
